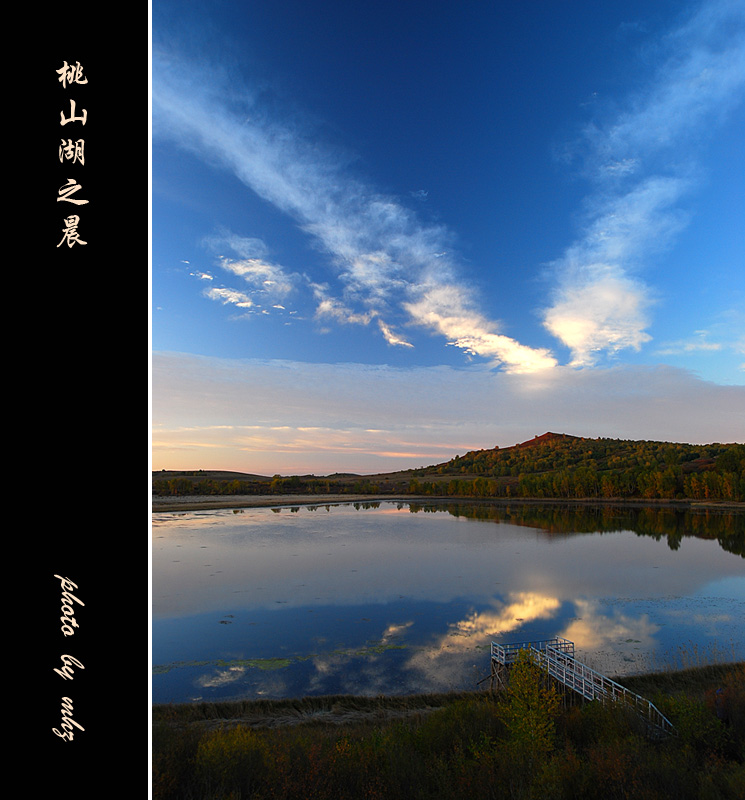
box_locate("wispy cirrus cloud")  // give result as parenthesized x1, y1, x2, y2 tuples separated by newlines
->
(543, 0, 745, 366)
(656, 332, 723, 356)
(152, 50, 556, 373)
(654, 310, 745, 376)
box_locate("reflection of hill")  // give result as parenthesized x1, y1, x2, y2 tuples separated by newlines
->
(407, 501, 745, 557)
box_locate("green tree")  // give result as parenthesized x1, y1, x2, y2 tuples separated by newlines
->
(716, 444, 745, 473)
(497, 648, 560, 781)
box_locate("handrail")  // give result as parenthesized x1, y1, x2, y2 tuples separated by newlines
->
(534, 645, 675, 736)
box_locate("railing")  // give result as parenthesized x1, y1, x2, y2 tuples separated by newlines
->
(491, 638, 675, 737)
(491, 637, 574, 665)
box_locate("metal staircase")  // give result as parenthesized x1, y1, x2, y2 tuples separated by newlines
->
(491, 637, 675, 738)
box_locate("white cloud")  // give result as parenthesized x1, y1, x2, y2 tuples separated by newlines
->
(311, 282, 376, 328)
(194, 231, 302, 314)
(218, 256, 297, 297)
(543, 0, 745, 365)
(202, 231, 270, 259)
(204, 287, 255, 309)
(654, 312, 744, 376)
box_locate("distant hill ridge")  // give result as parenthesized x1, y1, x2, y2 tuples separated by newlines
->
(153, 433, 745, 502)
(434, 431, 717, 472)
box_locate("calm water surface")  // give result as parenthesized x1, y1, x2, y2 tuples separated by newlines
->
(151, 501, 744, 703)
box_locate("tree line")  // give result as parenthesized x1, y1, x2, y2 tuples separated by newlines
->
(153, 439, 745, 502)
(409, 440, 745, 502)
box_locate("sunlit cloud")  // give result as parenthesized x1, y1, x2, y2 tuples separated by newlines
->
(543, 274, 653, 367)
(446, 592, 562, 649)
(559, 598, 660, 674)
(376, 319, 413, 349)
(561, 599, 659, 653)
(405, 283, 558, 372)
(404, 592, 561, 690)
(543, 0, 745, 366)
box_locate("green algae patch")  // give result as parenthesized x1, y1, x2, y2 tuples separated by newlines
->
(216, 657, 293, 671)
(153, 657, 293, 674)
(294, 641, 408, 662)
(153, 641, 407, 675)
(153, 660, 214, 675)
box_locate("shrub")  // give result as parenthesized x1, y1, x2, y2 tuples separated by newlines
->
(415, 696, 502, 757)
(195, 725, 269, 798)
(152, 721, 204, 800)
(662, 694, 728, 764)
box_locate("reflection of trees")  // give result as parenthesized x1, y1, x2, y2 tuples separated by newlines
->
(406, 502, 744, 557)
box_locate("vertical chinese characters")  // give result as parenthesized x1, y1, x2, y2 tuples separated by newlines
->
(56, 61, 88, 248)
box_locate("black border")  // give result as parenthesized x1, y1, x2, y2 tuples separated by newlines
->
(37, 7, 146, 795)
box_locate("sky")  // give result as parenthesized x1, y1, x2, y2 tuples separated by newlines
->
(151, 0, 745, 476)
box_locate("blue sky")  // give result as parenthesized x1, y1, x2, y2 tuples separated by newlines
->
(151, 0, 745, 475)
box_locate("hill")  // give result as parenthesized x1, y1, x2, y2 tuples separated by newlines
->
(501, 431, 580, 450)
(152, 434, 745, 503)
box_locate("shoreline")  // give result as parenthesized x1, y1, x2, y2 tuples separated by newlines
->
(151, 493, 744, 513)
(151, 493, 413, 512)
(152, 661, 744, 729)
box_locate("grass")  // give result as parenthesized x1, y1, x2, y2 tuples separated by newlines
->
(152, 689, 477, 727)
(152, 660, 745, 799)
(621, 661, 741, 700)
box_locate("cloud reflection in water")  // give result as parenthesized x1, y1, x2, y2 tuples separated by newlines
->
(151, 502, 745, 701)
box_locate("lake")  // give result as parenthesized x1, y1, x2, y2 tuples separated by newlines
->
(151, 500, 744, 704)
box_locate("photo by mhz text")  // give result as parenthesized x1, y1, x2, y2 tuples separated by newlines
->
(52, 575, 85, 741)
